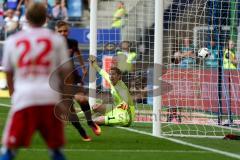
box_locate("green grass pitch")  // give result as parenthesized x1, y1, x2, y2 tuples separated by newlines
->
(0, 98, 240, 160)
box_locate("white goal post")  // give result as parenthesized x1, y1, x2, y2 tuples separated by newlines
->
(152, 0, 163, 137)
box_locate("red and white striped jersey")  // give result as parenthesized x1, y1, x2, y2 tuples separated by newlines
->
(2, 27, 70, 112)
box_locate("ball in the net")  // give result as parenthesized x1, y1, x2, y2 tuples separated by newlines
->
(198, 48, 209, 58)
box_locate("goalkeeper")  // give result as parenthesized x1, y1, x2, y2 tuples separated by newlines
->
(88, 56, 135, 127)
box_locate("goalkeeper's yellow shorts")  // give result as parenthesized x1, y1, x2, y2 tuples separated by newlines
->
(104, 108, 131, 127)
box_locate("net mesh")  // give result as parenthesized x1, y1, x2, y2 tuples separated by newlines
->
(94, 0, 240, 137)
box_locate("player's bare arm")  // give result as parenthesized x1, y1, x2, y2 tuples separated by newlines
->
(75, 49, 87, 80)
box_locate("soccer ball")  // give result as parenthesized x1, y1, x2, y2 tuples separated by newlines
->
(198, 48, 209, 58)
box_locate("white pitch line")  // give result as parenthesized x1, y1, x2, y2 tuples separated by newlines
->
(134, 121, 240, 132)
(0, 103, 10, 107)
(21, 148, 208, 153)
(118, 127, 240, 160)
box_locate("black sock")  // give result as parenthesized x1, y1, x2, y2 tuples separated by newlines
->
(79, 101, 94, 126)
(69, 113, 87, 137)
(71, 121, 87, 137)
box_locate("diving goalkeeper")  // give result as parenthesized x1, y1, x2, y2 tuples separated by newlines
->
(89, 56, 135, 127)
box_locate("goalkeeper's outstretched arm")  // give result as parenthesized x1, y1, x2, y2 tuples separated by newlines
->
(89, 56, 125, 103)
(89, 55, 112, 85)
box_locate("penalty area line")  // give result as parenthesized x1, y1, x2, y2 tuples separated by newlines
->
(117, 127, 240, 160)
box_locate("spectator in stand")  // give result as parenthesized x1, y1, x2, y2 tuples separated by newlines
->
(204, 38, 218, 68)
(115, 41, 137, 73)
(5, 0, 19, 10)
(19, 13, 28, 30)
(17, 0, 28, 30)
(174, 37, 196, 68)
(81, 0, 90, 20)
(42, 0, 54, 29)
(113, 41, 137, 88)
(130, 76, 148, 104)
(16, 0, 33, 31)
(223, 40, 238, 69)
(83, 0, 90, 11)
(111, 1, 127, 28)
(16, 0, 30, 16)
(52, 0, 68, 21)
(103, 43, 116, 56)
(43, 0, 53, 18)
(99, 43, 116, 63)
(4, 9, 19, 36)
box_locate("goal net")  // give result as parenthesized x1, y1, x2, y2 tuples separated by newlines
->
(91, 0, 240, 137)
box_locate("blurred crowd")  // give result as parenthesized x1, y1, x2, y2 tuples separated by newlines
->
(0, 0, 95, 39)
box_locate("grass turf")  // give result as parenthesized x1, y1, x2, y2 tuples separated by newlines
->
(0, 98, 240, 160)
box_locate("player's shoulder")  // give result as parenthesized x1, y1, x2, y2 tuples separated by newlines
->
(66, 38, 79, 50)
(42, 28, 66, 43)
(41, 28, 61, 38)
(67, 38, 78, 45)
(5, 30, 26, 44)
(7, 28, 55, 39)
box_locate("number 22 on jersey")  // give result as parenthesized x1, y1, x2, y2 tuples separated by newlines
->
(17, 38, 52, 68)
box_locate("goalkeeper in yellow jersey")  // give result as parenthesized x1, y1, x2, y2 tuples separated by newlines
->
(89, 56, 135, 127)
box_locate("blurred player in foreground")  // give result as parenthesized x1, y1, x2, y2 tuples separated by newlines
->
(55, 21, 101, 140)
(88, 56, 135, 126)
(0, 2, 70, 160)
